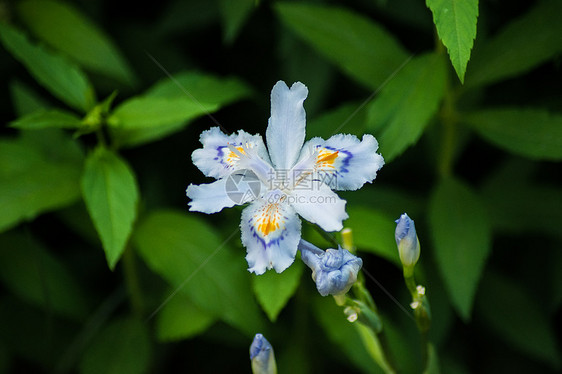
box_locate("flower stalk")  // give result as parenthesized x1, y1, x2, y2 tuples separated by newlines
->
(122, 245, 143, 316)
(300, 231, 397, 373)
(395, 213, 432, 368)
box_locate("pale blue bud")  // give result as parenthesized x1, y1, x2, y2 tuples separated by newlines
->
(395, 213, 420, 269)
(250, 333, 277, 374)
(299, 240, 363, 297)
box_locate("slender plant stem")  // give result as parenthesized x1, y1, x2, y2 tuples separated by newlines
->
(312, 224, 339, 247)
(404, 270, 431, 371)
(55, 286, 126, 373)
(122, 245, 143, 316)
(95, 127, 108, 149)
(435, 35, 459, 178)
(404, 273, 418, 296)
(438, 72, 458, 177)
(378, 329, 397, 373)
(292, 285, 311, 372)
(438, 111, 456, 178)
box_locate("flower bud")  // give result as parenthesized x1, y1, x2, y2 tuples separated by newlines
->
(250, 333, 277, 374)
(299, 240, 363, 297)
(395, 213, 420, 273)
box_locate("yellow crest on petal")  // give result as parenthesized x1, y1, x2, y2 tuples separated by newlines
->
(316, 148, 339, 169)
(255, 202, 284, 236)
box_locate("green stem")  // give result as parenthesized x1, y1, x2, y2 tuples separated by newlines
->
(435, 36, 459, 178)
(352, 281, 397, 373)
(355, 322, 397, 374)
(95, 128, 107, 148)
(403, 268, 432, 371)
(438, 112, 456, 178)
(122, 246, 143, 316)
(377, 329, 397, 373)
(312, 224, 339, 247)
(317, 226, 397, 372)
(404, 272, 418, 296)
(291, 285, 311, 372)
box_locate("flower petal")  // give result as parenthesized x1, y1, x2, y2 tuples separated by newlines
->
(395, 213, 420, 268)
(290, 180, 348, 232)
(299, 242, 363, 297)
(266, 81, 308, 170)
(250, 333, 277, 374)
(241, 192, 301, 274)
(192, 126, 270, 179)
(186, 178, 241, 214)
(299, 134, 384, 191)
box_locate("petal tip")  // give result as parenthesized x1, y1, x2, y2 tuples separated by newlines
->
(290, 81, 308, 97)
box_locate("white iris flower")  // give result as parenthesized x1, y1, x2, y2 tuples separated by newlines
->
(186, 81, 384, 274)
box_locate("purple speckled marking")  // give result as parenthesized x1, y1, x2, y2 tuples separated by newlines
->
(248, 215, 289, 250)
(216, 142, 243, 168)
(216, 146, 228, 167)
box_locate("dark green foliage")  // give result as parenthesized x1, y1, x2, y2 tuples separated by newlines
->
(0, 0, 560, 372)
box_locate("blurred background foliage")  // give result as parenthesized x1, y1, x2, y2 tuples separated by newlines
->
(0, 0, 561, 372)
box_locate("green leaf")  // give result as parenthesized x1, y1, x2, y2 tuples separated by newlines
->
(344, 207, 400, 266)
(423, 344, 441, 374)
(466, 0, 562, 87)
(81, 147, 139, 269)
(111, 71, 252, 147)
(280, 31, 335, 118)
(10, 109, 82, 130)
(480, 159, 562, 239)
(10, 80, 50, 116)
(550, 247, 562, 312)
(374, 0, 434, 29)
(353, 323, 394, 373)
(252, 260, 303, 322)
(57, 203, 100, 246)
(462, 108, 562, 161)
(0, 296, 76, 368)
(428, 177, 491, 321)
(276, 338, 313, 374)
(109, 96, 217, 130)
(426, 0, 478, 83)
(145, 71, 253, 103)
(476, 272, 561, 369)
(0, 341, 7, 374)
(355, 324, 396, 373)
(0, 130, 83, 233)
(275, 2, 408, 90)
(0, 231, 89, 320)
(307, 101, 366, 139)
(80, 317, 151, 374)
(154, 1, 220, 37)
(20, 128, 84, 162)
(383, 314, 424, 373)
(342, 185, 425, 221)
(16, 0, 136, 86)
(218, 0, 255, 44)
(426, 267, 455, 346)
(0, 23, 95, 112)
(156, 292, 215, 342)
(313, 296, 384, 374)
(440, 357, 469, 374)
(366, 53, 446, 162)
(133, 210, 265, 335)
